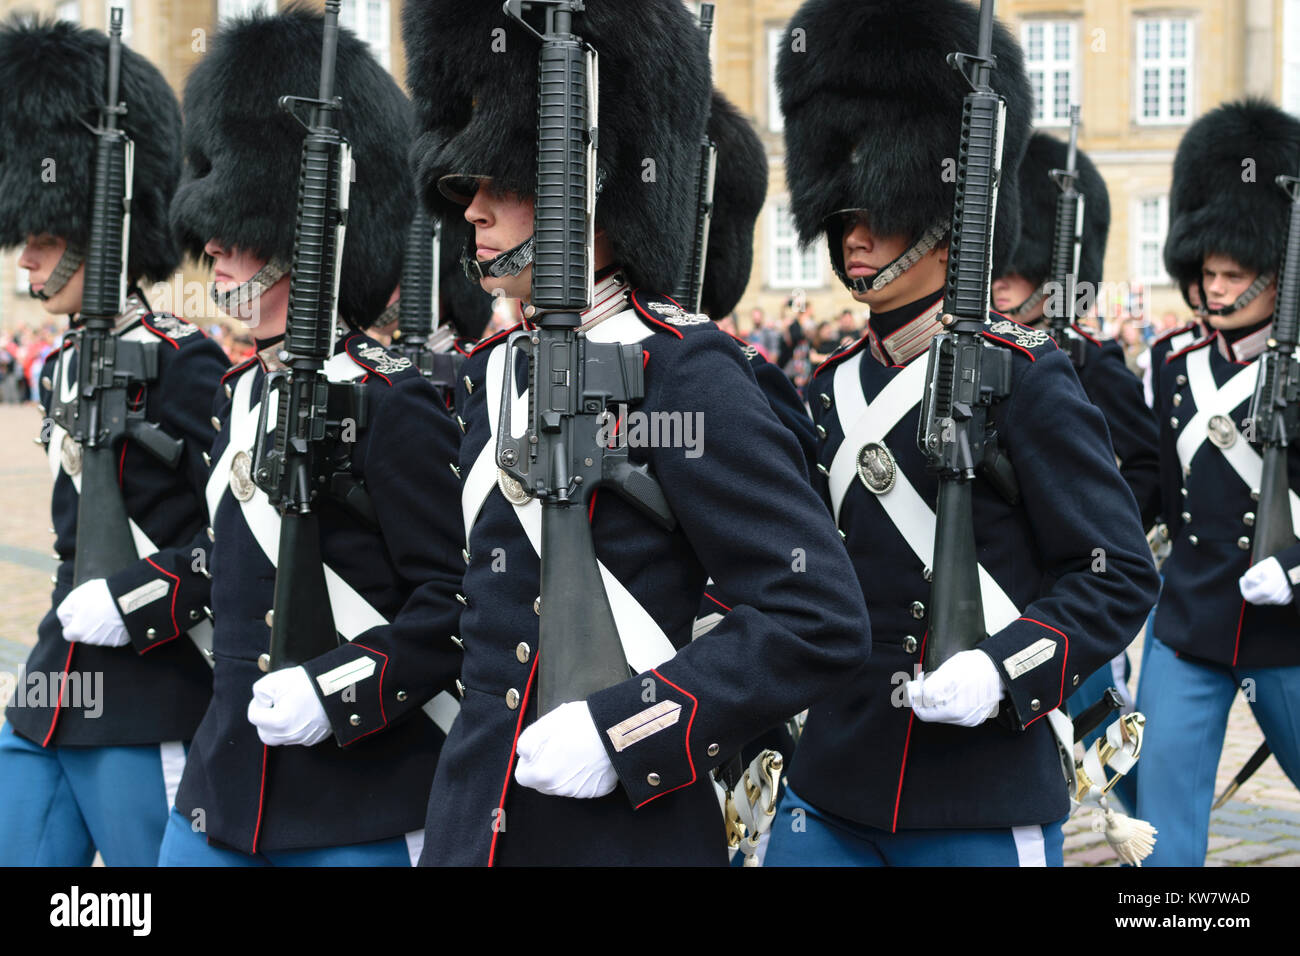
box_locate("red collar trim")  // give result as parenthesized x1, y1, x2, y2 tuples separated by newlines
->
(1070, 322, 1103, 348)
(220, 355, 258, 383)
(811, 332, 871, 379)
(469, 322, 523, 357)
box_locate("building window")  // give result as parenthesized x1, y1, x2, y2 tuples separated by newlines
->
(1133, 195, 1170, 286)
(340, 0, 391, 71)
(1021, 20, 1077, 126)
(767, 27, 785, 133)
(1135, 18, 1194, 124)
(217, 0, 271, 23)
(767, 199, 824, 289)
(55, 1, 80, 24)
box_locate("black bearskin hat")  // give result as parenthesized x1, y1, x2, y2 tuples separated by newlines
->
(700, 91, 767, 319)
(440, 214, 493, 340)
(777, 0, 1033, 280)
(170, 5, 413, 326)
(1000, 131, 1110, 291)
(0, 16, 181, 283)
(1164, 98, 1300, 288)
(404, 0, 710, 293)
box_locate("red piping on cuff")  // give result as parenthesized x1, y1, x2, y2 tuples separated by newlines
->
(1016, 617, 1070, 724)
(138, 556, 182, 651)
(341, 643, 390, 743)
(633, 669, 698, 809)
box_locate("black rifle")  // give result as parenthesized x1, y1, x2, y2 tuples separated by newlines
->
(395, 206, 463, 391)
(1246, 170, 1300, 566)
(51, 7, 182, 587)
(252, 0, 368, 672)
(918, 0, 1015, 672)
(1045, 104, 1089, 368)
(498, 0, 676, 715)
(672, 2, 716, 313)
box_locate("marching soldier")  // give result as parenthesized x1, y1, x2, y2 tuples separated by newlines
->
(0, 17, 226, 865)
(764, 0, 1158, 866)
(404, 0, 871, 865)
(156, 7, 463, 865)
(1138, 98, 1300, 866)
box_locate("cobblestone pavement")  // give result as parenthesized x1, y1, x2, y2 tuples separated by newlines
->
(0, 403, 1295, 865)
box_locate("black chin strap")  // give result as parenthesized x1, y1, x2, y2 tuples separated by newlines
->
(31, 242, 86, 301)
(1196, 272, 1274, 317)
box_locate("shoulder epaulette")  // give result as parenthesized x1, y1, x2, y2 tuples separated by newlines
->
(1167, 333, 1214, 364)
(980, 314, 1059, 362)
(1069, 322, 1105, 348)
(628, 290, 715, 340)
(1154, 321, 1201, 346)
(344, 333, 419, 386)
(141, 312, 204, 349)
(811, 333, 869, 379)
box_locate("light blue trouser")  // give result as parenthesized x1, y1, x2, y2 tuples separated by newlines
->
(0, 722, 183, 866)
(157, 808, 418, 867)
(1135, 635, 1300, 866)
(764, 786, 1065, 866)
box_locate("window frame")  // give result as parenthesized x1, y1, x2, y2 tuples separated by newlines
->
(1134, 17, 1195, 126)
(1020, 19, 1079, 128)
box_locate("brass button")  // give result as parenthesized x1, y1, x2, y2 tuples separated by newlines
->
(349, 714, 361, 726)
(264, 609, 274, 628)
(396, 690, 408, 702)
(210, 416, 222, 431)
(1237, 537, 1251, 550)
(816, 463, 830, 477)
(815, 424, 827, 439)
(923, 567, 933, 582)
(206, 526, 215, 541)
(516, 642, 531, 663)
(1072, 674, 1079, 686)
(202, 451, 211, 467)
(449, 462, 462, 480)
(647, 772, 661, 786)
(40, 376, 52, 390)
(1251, 489, 1260, 501)
(903, 635, 918, 654)
(145, 627, 158, 641)
(456, 415, 467, 434)
(1172, 393, 1182, 407)
(819, 393, 832, 409)
(455, 679, 466, 698)
(533, 595, 541, 616)
(1176, 374, 1187, 386)
(463, 375, 475, 394)
(450, 634, 464, 650)
(838, 529, 846, 542)
(461, 548, 471, 565)
(1181, 487, 1188, 497)
(1189, 534, 1199, 546)
(1170, 416, 1179, 429)
(456, 593, 469, 607)
(1030, 699, 1041, 712)
(910, 601, 926, 620)
(189, 608, 202, 620)
(506, 688, 520, 709)
(707, 743, 720, 757)
(1181, 511, 1191, 524)
(224, 382, 233, 399)
(1244, 512, 1256, 527)
(257, 653, 271, 673)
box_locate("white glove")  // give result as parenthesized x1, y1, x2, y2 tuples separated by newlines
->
(1239, 556, 1294, 606)
(247, 666, 331, 747)
(57, 579, 129, 647)
(514, 700, 618, 799)
(906, 649, 1005, 727)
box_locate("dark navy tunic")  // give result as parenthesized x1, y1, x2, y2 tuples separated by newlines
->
(7, 304, 226, 747)
(790, 300, 1158, 831)
(421, 289, 872, 866)
(170, 331, 463, 854)
(1154, 327, 1300, 669)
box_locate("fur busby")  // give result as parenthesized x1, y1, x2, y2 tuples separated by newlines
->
(1164, 98, 1300, 288)
(404, 0, 710, 293)
(777, 0, 1033, 279)
(170, 5, 413, 326)
(440, 213, 492, 339)
(0, 16, 181, 282)
(700, 91, 767, 319)
(1000, 131, 1110, 290)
